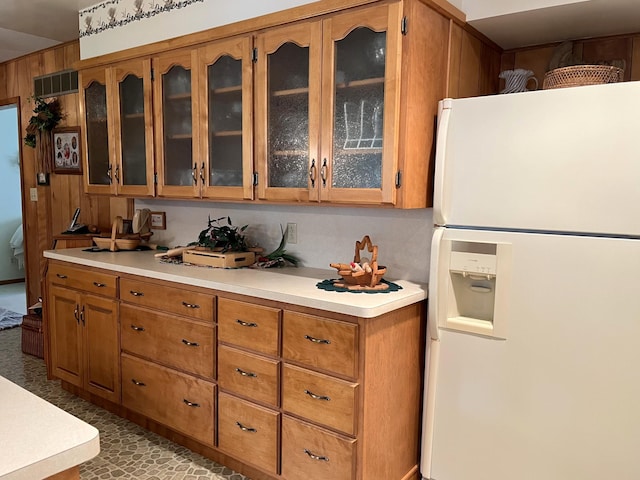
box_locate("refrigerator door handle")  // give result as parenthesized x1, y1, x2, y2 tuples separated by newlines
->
(428, 227, 444, 341)
(433, 99, 452, 226)
(421, 337, 440, 480)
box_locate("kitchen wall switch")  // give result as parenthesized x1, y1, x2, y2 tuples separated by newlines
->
(30, 188, 38, 202)
(286, 223, 297, 244)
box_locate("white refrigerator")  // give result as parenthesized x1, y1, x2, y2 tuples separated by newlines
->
(421, 82, 640, 480)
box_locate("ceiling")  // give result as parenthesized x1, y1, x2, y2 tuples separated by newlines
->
(0, 0, 96, 63)
(1, 0, 640, 63)
(468, 0, 640, 50)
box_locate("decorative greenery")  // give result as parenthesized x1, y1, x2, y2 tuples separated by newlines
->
(189, 216, 248, 253)
(259, 225, 300, 267)
(24, 96, 63, 148)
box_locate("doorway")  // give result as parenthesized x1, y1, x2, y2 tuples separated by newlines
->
(0, 99, 26, 314)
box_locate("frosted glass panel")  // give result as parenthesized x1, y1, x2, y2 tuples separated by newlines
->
(162, 66, 193, 186)
(208, 55, 243, 187)
(267, 42, 309, 188)
(333, 27, 385, 189)
(119, 74, 146, 186)
(85, 81, 110, 185)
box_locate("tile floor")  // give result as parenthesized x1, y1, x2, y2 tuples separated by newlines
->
(0, 319, 250, 479)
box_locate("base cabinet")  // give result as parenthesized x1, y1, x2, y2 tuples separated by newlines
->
(47, 264, 120, 404)
(46, 260, 425, 480)
(121, 354, 215, 446)
(218, 392, 280, 474)
(281, 416, 356, 480)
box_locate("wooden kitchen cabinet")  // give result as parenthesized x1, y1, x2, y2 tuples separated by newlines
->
(110, 58, 155, 196)
(47, 263, 120, 404)
(45, 255, 427, 480)
(255, 0, 447, 207)
(78, 0, 450, 207)
(153, 50, 197, 197)
(80, 67, 112, 195)
(81, 59, 155, 196)
(194, 37, 255, 200)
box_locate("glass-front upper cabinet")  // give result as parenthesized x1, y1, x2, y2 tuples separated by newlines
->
(196, 37, 254, 200)
(153, 51, 197, 197)
(255, 5, 401, 205)
(319, 4, 402, 205)
(80, 68, 113, 194)
(108, 59, 155, 197)
(255, 21, 322, 203)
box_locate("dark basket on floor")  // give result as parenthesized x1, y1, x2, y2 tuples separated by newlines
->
(21, 314, 44, 358)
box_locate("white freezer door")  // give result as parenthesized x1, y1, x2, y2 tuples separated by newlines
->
(423, 228, 640, 480)
(434, 81, 640, 236)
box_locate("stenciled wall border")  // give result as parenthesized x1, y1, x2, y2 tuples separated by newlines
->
(79, 0, 204, 38)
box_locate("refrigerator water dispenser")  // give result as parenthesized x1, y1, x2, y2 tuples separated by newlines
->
(442, 241, 511, 339)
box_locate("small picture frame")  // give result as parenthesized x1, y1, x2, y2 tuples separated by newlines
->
(150, 212, 166, 230)
(52, 127, 82, 175)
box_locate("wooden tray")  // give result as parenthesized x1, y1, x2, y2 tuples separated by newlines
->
(183, 248, 255, 268)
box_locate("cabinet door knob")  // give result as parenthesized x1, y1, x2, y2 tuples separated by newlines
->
(304, 334, 331, 345)
(130, 325, 145, 332)
(131, 379, 146, 386)
(129, 290, 144, 297)
(183, 399, 200, 407)
(93, 281, 106, 288)
(182, 301, 200, 309)
(236, 319, 258, 328)
(181, 339, 199, 347)
(304, 449, 329, 462)
(56, 273, 68, 279)
(304, 389, 330, 401)
(235, 421, 257, 433)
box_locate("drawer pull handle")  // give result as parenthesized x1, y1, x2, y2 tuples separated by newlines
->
(304, 335, 331, 345)
(305, 390, 331, 401)
(304, 449, 329, 462)
(182, 301, 200, 309)
(183, 399, 200, 407)
(182, 339, 200, 347)
(235, 368, 257, 378)
(236, 319, 258, 328)
(131, 379, 146, 386)
(131, 325, 145, 332)
(235, 421, 257, 433)
(129, 290, 144, 297)
(56, 273, 68, 279)
(93, 281, 106, 288)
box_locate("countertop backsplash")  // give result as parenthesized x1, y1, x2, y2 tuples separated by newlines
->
(135, 199, 433, 284)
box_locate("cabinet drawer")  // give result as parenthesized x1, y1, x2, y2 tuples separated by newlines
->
(218, 345, 279, 406)
(218, 392, 280, 474)
(121, 354, 215, 445)
(283, 312, 358, 379)
(48, 263, 117, 297)
(282, 364, 358, 436)
(120, 277, 214, 322)
(121, 304, 215, 379)
(282, 416, 356, 480)
(217, 298, 280, 356)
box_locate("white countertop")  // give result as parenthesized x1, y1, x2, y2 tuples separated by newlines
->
(44, 248, 428, 318)
(0, 376, 100, 480)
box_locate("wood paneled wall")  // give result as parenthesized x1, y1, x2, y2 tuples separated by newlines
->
(0, 41, 130, 308)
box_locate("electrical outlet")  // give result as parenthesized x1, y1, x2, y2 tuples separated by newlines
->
(286, 223, 297, 244)
(29, 188, 38, 202)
